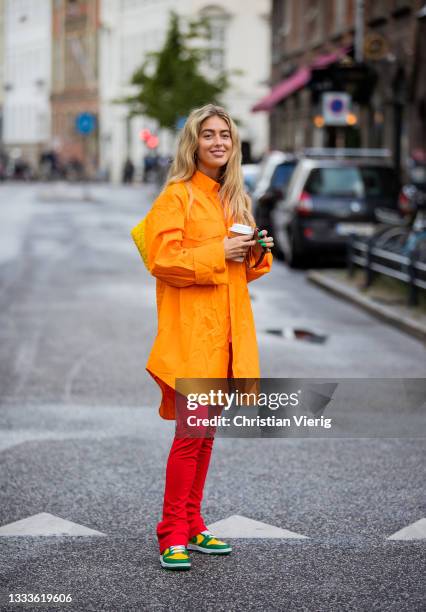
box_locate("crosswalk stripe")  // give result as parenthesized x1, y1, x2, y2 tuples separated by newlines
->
(387, 518, 426, 540)
(207, 515, 308, 539)
(0, 513, 106, 536)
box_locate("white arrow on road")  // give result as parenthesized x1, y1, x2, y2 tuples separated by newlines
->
(207, 515, 308, 539)
(0, 513, 106, 536)
(387, 518, 426, 540)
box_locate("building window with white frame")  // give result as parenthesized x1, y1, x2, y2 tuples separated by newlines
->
(333, 0, 346, 33)
(199, 5, 228, 72)
(305, 0, 322, 45)
(279, 0, 292, 38)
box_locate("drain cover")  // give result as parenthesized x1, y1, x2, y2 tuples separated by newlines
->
(264, 328, 328, 343)
(264, 328, 283, 337)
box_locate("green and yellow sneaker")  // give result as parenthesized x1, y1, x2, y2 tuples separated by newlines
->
(187, 530, 232, 555)
(160, 545, 191, 570)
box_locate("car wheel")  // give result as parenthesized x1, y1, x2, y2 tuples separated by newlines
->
(286, 229, 306, 269)
(271, 242, 285, 260)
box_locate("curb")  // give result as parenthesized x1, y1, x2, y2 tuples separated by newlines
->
(307, 271, 426, 344)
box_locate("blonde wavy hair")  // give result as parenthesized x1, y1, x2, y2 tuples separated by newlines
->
(166, 104, 255, 226)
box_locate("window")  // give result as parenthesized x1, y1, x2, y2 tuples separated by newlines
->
(333, 0, 346, 32)
(207, 48, 224, 71)
(393, 0, 410, 11)
(368, 0, 388, 21)
(305, 166, 399, 198)
(65, 34, 88, 87)
(200, 5, 228, 72)
(66, 0, 87, 20)
(67, 0, 79, 16)
(304, 0, 322, 44)
(282, 0, 292, 37)
(359, 167, 399, 198)
(124, 0, 164, 9)
(306, 167, 364, 197)
(270, 162, 296, 189)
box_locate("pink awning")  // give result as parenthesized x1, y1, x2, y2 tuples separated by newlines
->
(311, 48, 349, 69)
(252, 47, 351, 112)
(252, 67, 310, 112)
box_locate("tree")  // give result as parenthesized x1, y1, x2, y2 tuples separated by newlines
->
(122, 11, 230, 130)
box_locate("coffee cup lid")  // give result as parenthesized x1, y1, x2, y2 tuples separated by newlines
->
(229, 223, 254, 235)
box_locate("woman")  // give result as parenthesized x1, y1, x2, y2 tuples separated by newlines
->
(144, 104, 274, 570)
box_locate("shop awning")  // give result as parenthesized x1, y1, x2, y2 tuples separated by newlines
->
(252, 47, 350, 112)
(252, 67, 310, 112)
(311, 48, 348, 69)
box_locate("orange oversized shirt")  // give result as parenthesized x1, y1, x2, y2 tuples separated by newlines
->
(144, 170, 273, 419)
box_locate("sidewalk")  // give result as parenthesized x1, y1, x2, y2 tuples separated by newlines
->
(307, 268, 426, 343)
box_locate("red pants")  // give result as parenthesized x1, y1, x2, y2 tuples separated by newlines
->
(157, 344, 233, 553)
(156, 433, 215, 552)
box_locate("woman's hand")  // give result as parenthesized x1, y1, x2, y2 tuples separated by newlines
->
(252, 229, 274, 259)
(223, 235, 256, 261)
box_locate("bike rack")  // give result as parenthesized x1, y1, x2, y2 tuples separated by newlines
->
(347, 233, 426, 306)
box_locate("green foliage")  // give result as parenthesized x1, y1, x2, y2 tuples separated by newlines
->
(122, 11, 230, 130)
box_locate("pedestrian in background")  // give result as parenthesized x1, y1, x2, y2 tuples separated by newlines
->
(144, 103, 274, 570)
(122, 158, 135, 184)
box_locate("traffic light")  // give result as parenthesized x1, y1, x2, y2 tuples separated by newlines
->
(146, 135, 159, 149)
(139, 128, 151, 142)
(139, 129, 159, 148)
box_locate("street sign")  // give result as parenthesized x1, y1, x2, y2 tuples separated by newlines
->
(175, 116, 187, 130)
(364, 33, 388, 61)
(322, 92, 351, 126)
(75, 113, 96, 135)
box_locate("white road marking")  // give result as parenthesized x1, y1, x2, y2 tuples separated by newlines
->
(0, 512, 106, 536)
(207, 514, 308, 539)
(387, 518, 426, 540)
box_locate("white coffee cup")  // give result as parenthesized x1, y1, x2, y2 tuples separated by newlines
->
(229, 223, 254, 262)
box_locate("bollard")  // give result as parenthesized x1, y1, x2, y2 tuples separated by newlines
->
(347, 235, 355, 278)
(407, 249, 418, 306)
(363, 236, 374, 289)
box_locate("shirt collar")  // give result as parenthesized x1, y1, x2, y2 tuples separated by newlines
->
(191, 169, 221, 194)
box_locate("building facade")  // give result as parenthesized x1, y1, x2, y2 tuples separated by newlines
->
(0, 0, 4, 148)
(99, 0, 271, 183)
(2, 0, 52, 166)
(254, 0, 425, 175)
(51, 0, 100, 177)
(99, 0, 172, 183)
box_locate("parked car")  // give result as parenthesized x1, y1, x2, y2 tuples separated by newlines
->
(253, 157, 297, 243)
(251, 150, 288, 204)
(242, 163, 260, 194)
(271, 156, 400, 267)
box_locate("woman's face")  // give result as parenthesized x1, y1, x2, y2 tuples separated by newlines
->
(196, 116, 232, 174)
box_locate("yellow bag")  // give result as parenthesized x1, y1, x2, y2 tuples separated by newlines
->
(131, 217, 149, 269)
(130, 182, 193, 271)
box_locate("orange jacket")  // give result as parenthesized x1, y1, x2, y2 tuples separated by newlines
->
(144, 170, 273, 419)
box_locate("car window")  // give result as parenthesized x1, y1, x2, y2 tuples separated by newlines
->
(254, 154, 285, 195)
(359, 167, 399, 197)
(305, 166, 398, 198)
(305, 167, 363, 197)
(270, 163, 296, 189)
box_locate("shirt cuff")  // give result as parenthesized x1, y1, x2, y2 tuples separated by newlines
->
(193, 241, 228, 285)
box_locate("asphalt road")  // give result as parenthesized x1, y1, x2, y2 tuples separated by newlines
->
(0, 182, 425, 612)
